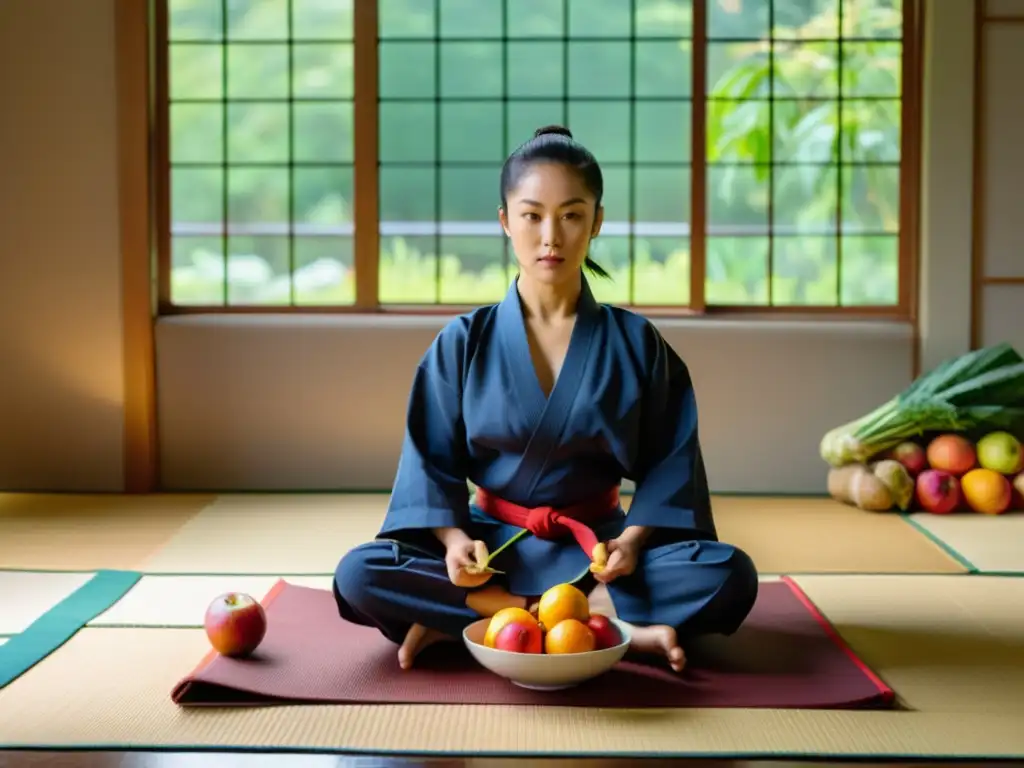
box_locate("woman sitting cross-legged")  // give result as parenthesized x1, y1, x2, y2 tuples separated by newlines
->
(332, 124, 759, 673)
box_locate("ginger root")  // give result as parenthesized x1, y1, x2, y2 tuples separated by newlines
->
(588, 541, 609, 573)
(827, 463, 894, 511)
(869, 459, 915, 511)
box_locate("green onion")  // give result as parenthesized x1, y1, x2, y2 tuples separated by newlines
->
(820, 343, 1024, 467)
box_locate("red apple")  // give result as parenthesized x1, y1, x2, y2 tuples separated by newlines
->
(1011, 472, 1024, 510)
(493, 620, 543, 654)
(885, 441, 928, 476)
(915, 469, 962, 514)
(204, 592, 267, 658)
(926, 434, 976, 476)
(585, 613, 622, 650)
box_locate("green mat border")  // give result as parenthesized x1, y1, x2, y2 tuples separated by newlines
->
(898, 512, 981, 573)
(0, 569, 141, 691)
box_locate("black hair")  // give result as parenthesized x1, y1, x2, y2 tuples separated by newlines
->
(499, 124, 611, 279)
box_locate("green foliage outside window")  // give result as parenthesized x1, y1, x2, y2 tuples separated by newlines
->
(166, 0, 905, 309)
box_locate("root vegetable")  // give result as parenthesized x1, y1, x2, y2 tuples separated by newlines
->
(870, 459, 915, 511)
(828, 464, 895, 511)
(472, 540, 488, 566)
(453, 540, 496, 588)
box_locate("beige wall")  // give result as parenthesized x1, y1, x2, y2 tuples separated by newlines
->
(0, 0, 126, 492)
(0, 0, 994, 494)
(976, 5, 1024, 353)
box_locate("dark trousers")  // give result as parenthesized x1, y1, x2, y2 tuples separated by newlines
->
(333, 536, 759, 646)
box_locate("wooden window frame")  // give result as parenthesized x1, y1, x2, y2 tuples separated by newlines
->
(151, 0, 923, 321)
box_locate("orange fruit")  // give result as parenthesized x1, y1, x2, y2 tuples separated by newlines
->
(536, 583, 589, 631)
(484, 607, 538, 648)
(544, 618, 597, 654)
(960, 468, 1013, 514)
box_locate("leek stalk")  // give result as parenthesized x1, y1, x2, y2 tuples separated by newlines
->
(820, 343, 1024, 467)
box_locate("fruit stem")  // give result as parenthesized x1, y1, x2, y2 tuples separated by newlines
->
(484, 528, 530, 565)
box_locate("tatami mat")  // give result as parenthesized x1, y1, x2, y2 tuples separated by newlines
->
(0, 493, 213, 571)
(82, 573, 1024, 717)
(0, 490, 1022, 758)
(677, 496, 967, 574)
(87, 573, 781, 628)
(138, 493, 967, 575)
(789, 574, 1024, 714)
(906, 511, 1024, 574)
(139, 494, 384, 574)
(0, 627, 1022, 758)
(90, 574, 332, 627)
(0, 571, 92, 635)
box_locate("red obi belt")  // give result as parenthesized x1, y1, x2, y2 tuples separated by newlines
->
(474, 486, 620, 566)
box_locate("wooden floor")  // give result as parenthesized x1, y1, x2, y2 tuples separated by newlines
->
(0, 755, 1022, 767)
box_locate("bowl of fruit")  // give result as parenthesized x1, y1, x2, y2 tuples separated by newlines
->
(462, 582, 631, 690)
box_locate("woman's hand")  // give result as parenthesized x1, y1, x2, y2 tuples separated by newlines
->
(593, 536, 640, 584)
(445, 537, 493, 588)
(593, 524, 649, 583)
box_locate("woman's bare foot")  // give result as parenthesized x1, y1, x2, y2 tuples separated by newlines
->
(397, 623, 451, 670)
(627, 624, 686, 673)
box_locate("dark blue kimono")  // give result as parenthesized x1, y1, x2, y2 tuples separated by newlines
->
(334, 276, 758, 644)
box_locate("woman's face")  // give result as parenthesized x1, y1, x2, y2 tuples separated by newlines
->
(498, 162, 603, 287)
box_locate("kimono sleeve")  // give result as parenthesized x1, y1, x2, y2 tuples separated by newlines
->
(626, 326, 718, 539)
(377, 323, 472, 541)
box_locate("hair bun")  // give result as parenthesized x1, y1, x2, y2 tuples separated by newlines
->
(533, 124, 573, 140)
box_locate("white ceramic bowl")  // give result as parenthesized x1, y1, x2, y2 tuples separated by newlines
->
(462, 616, 632, 690)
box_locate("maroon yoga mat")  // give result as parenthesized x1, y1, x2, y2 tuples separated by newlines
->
(171, 577, 894, 709)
